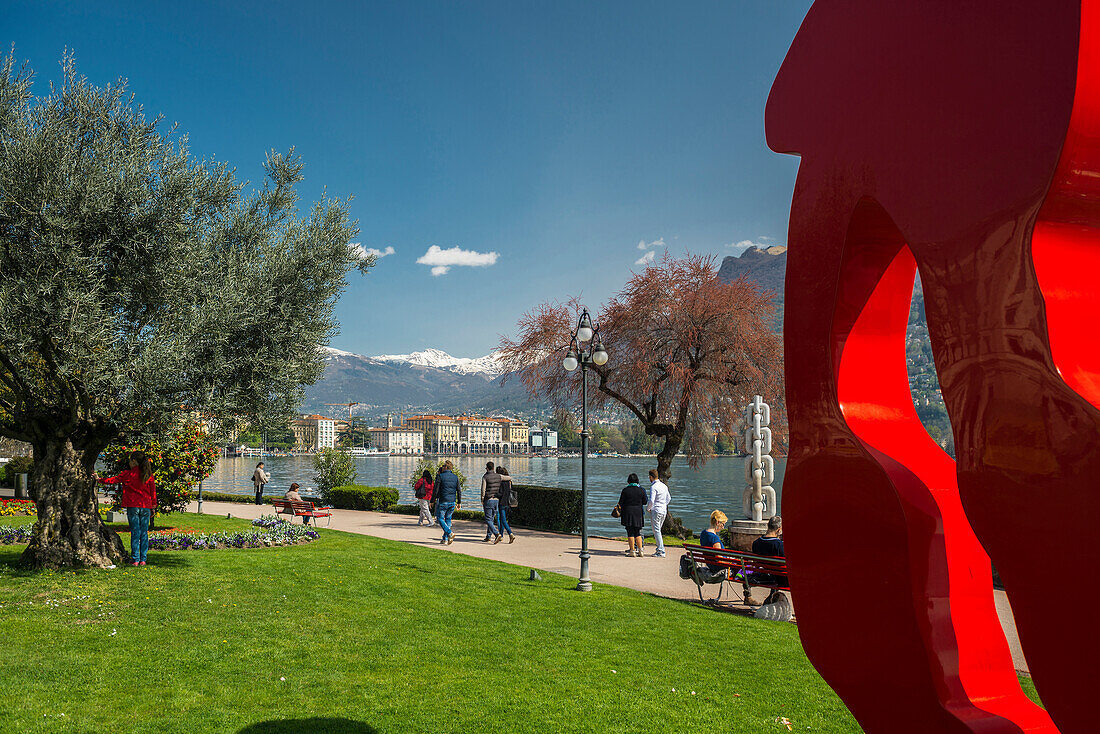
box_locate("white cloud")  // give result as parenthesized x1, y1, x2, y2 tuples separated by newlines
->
(635, 250, 657, 266)
(417, 245, 500, 276)
(726, 239, 780, 254)
(636, 238, 666, 251)
(351, 243, 395, 260)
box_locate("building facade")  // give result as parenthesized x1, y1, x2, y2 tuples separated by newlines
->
(369, 426, 424, 455)
(530, 428, 558, 453)
(292, 415, 336, 451)
(391, 413, 530, 455)
(497, 418, 530, 455)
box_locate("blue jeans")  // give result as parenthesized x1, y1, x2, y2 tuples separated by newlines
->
(126, 507, 151, 562)
(436, 502, 456, 538)
(483, 498, 500, 538)
(498, 504, 513, 535)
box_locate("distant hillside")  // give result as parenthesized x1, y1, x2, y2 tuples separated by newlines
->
(717, 245, 787, 329)
(300, 348, 540, 419)
(718, 246, 951, 454)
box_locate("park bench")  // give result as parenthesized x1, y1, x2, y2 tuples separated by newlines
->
(272, 499, 333, 527)
(681, 543, 790, 611)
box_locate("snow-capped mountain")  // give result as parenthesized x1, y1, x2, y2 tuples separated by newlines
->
(308, 346, 529, 416)
(369, 348, 501, 376)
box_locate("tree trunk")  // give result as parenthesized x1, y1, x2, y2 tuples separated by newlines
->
(21, 438, 126, 569)
(655, 431, 684, 482)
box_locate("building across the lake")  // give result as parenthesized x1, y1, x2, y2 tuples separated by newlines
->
(291, 415, 336, 451)
(368, 426, 424, 455)
(530, 427, 558, 453)
(402, 413, 530, 455)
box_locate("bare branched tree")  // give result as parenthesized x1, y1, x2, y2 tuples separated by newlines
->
(499, 253, 784, 482)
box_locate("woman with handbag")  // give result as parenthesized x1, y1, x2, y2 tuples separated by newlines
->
(414, 470, 435, 527)
(617, 473, 647, 557)
(496, 466, 516, 543)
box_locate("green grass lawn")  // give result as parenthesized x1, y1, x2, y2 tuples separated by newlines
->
(0, 513, 1037, 733)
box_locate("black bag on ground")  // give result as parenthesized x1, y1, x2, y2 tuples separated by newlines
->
(679, 554, 695, 580)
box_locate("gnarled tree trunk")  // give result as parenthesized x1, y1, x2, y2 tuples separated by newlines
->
(21, 438, 126, 569)
(655, 430, 683, 483)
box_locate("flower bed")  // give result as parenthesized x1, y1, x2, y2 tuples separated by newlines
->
(0, 524, 32, 544)
(146, 516, 319, 550)
(0, 516, 319, 550)
(0, 499, 35, 517)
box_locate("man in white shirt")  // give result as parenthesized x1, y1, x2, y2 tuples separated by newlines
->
(646, 469, 671, 557)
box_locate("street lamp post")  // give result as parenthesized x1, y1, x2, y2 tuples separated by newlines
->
(563, 308, 609, 592)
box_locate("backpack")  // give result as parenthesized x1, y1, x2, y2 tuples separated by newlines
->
(414, 480, 426, 500)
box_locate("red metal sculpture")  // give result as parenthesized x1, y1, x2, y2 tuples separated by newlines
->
(768, 1, 1099, 731)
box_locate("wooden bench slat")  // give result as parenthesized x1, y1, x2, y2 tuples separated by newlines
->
(682, 542, 790, 592)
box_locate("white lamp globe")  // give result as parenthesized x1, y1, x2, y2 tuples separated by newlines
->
(577, 312, 594, 342)
(592, 347, 608, 366)
(563, 354, 579, 372)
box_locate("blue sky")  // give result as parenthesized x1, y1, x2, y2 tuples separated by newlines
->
(8, 0, 812, 357)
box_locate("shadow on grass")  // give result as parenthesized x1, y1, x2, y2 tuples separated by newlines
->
(0, 545, 194, 575)
(238, 718, 377, 734)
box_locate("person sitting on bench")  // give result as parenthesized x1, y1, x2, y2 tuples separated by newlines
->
(699, 511, 731, 576)
(285, 483, 303, 503)
(284, 483, 310, 524)
(748, 515, 787, 603)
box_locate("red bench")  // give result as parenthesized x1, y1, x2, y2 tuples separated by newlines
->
(681, 543, 790, 609)
(272, 499, 333, 527)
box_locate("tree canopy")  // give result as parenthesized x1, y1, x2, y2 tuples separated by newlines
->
(0, 54, 372, 567)
(500, 254, 783, 480)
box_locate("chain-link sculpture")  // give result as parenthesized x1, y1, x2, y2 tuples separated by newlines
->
(742, 395, 776, 522)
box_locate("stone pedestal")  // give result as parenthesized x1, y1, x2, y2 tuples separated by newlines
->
(727, 519, 768, 551)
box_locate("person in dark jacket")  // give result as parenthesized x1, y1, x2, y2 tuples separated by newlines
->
(496, 466, 516, 543)
(749, 515, 787, 602)
(98, 450, 157, 566)
(433, 461, 461, 545)
(480, 461, 503, 543)
(617, 473, 648, 557)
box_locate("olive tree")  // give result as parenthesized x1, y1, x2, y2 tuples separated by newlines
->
(0, 54, 374, 568)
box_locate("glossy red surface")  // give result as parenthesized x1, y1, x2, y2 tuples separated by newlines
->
(768, 2, 1099, 731)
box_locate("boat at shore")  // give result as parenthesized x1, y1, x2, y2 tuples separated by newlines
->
(347, 447, 390, 456)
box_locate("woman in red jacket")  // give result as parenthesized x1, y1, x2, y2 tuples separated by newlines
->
(98, 451, 157, 566)
(414, 469, 434, 527)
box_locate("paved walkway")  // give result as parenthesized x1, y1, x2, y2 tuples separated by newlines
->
(186, 498, 1031, 674)
(1, 488, 1029, 673)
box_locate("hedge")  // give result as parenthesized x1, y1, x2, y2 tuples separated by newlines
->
(391, 485, 579, 533)
(328, 485, 399, 512)
(184, 491, 323, 506)
(1, 456, 33, 488)
(507, 484, 582, 534)
(181, 483, 580, 533)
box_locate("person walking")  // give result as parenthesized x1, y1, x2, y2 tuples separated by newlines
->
(646, 468, 671, 557)
(480, 461, 503, 543)
(434, 461, 461, 545)
(617, 473, 647, 557)
(252, 462, 270, 505)
(97, 450, 157, 567)
(414, 470, 435, 526)
(496, 466, 516, 543)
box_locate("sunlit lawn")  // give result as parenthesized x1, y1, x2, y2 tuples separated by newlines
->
(0, 512, 1038, 733)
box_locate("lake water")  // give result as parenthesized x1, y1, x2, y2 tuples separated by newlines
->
(205, 454, 785, 537)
